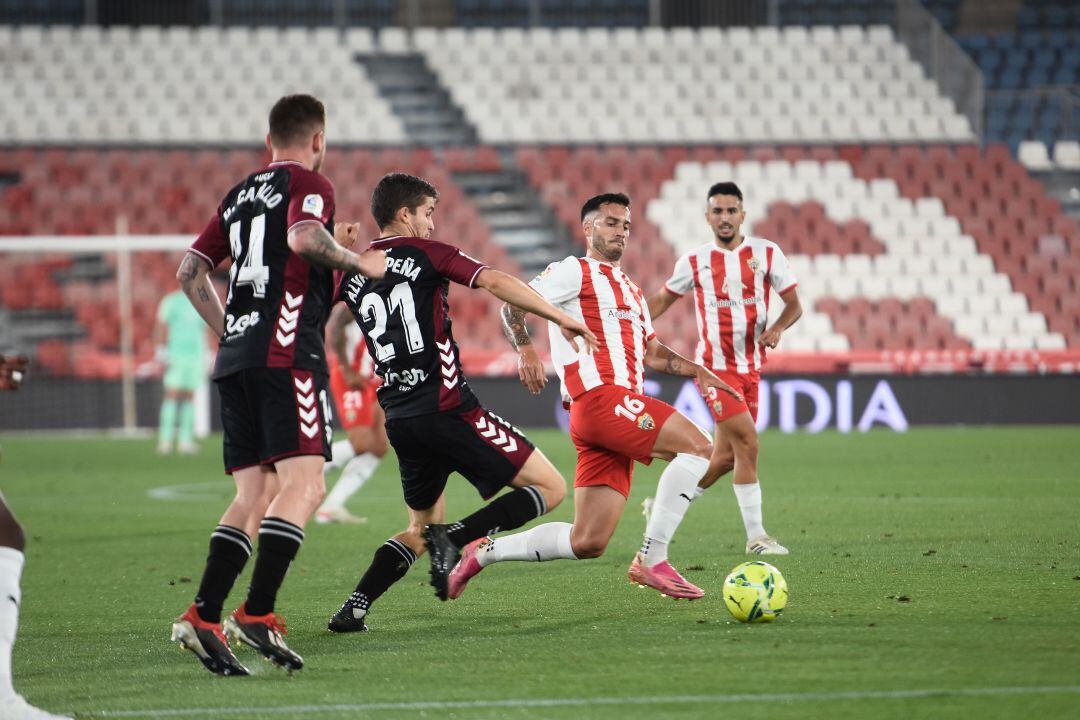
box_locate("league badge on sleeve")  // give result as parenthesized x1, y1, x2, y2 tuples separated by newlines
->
(302, 193, 325, 217)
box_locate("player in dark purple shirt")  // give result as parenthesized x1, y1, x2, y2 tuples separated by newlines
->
(326, 173, 598, 631)
(170, 94, 385, 676)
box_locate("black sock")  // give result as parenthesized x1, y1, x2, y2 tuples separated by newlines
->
(347, 538, 417, 615)
(244, 517, 304, 616)
(194, 525, 252, 624)
(445, 486, 547, 547)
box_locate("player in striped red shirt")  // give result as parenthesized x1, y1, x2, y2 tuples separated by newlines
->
(315, 304, 387, 524)
(447, 193, 742, 601)
(648, 182, 802, 555)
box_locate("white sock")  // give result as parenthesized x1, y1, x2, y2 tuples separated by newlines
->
(641, 453, 710, 567)
(733, 482, 766, 540)
(0, 547, 25, 699)
(477, 522, 577, 567)
(320, 453, 379, 510)
(325, 439, 357, 472)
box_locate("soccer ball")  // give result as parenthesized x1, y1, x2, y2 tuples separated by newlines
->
(722, 561, 788, 623)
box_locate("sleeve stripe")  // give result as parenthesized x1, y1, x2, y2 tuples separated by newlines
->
(186, 247, 216, 269)
(662, 283, 685, 297)
(467, 265, 489, 288)
(286, 218, 324, 235)
(778, 282, 798, 295)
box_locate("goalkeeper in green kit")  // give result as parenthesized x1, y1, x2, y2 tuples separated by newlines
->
(155, 288, 208, 454)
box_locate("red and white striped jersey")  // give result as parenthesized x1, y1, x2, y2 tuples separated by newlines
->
(530, 256, 655, 402)
(664, 237, 797, 374)
(343, 322, 375, 378)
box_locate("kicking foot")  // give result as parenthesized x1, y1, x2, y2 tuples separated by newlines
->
(327, 592, 371, 633)
(627, 554, 704, 600)
(315, 507, 368, 525)
(448, 538, 488, 600)
(746, 535, 789, 555)
(422, 524, 461, 601)
(224, 603, 303, 671)
(170, 604, 249, 676)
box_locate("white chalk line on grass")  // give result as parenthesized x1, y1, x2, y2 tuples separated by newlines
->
(147, 480, 234, 501)
(89, 685, 1080, 717)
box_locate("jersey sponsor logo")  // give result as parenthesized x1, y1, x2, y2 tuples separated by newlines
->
(708, 294, 764, 309)
(225, 310, 261, 338)
(383, 368, 428, 388)
(385, 253, 422, 281)
(636, 413, 655, 431)
(606, 308, 641, 322)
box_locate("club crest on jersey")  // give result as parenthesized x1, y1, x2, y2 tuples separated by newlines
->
(636, 413, 655, 431)
(302, 193, 324, 217)
(747, 257, 762, 273)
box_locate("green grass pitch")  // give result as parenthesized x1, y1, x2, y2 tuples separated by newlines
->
(2, 428, 1078, 719)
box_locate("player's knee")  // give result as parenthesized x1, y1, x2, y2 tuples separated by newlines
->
(569, 531, 608, 559)
(306, 475, 327, 506)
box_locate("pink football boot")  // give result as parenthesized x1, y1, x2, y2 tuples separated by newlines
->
(447, 538, 489, 599)
(627, 554, 704, 599)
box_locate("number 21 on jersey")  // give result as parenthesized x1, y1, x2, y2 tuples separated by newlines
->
(360, 282, 425, 362)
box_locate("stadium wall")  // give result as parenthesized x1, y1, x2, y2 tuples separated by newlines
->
(2, 375, 1077, 432)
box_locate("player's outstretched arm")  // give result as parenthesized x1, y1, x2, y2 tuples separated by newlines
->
(500, 302, 546, 395)
(177, 253, 226, 337)
(476, 269, 597, 353)
(759, 288, 803, 349)
(647, 288, 681, 320)
(644, 337, 742, 402)
(287, 222, 387, 279)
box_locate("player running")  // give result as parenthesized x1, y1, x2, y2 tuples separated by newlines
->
(170, 94, 386, 675)
(645, 182, 801, 555)
(314, 304, 387, 524)
(326, 173, 597, 632)
(448, 193, 742, 602)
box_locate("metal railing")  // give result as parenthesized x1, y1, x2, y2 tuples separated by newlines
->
(896, 0, 985, 138)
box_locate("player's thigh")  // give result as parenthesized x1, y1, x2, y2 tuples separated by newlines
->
(345, 424, 378, 454)
(446, 406, 537, 502)
(573, 441, 636, 499)
(570, 485, 627, 557)
(715, 409, 758, 457)
(652, 410, 712, 461)
(248, 368, 333, 466)
(384, 416, 453, 511)
(216, 372, 261, 473)
(571, 386, 676, 463)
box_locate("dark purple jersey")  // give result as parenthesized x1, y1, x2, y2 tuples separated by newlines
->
(188, 160, 337, 379)
(338, 236, 488, 420)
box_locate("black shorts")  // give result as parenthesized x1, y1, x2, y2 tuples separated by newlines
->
(216, 367, 332, 473)
(385, 404, 536, 510)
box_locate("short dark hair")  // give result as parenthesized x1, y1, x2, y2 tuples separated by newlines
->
(370, 173, 439, 229)
(268, 94, 326, 147)
(580, 192, 631, 222)
(707, 182, 743, 202)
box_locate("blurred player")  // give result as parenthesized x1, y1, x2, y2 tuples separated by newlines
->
(154, 288, 208, 455)
(645, 182, 801, 555)
(169, 94, 386, 675)
(315, 303, 387, 524)
(325, 173, 597, 632)
(448, 193, 742, 601)
(0, 355, 72, 720)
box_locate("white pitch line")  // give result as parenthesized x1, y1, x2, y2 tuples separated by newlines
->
(89, 685, 1080, 718)
(147, 480, 234, 501)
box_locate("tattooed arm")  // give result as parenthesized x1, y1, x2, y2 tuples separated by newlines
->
(644, 337, 742, 401)
(500, 302, 546, 395)
(287, 222, 386, 279)
(176, 253, 226, 337)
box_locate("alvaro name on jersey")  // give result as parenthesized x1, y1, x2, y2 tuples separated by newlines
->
(189, 160, 337, 379)
(338, 236, 488, 420)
